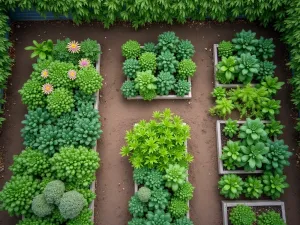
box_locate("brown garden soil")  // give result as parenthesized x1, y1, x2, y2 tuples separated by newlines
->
(0, 20, 300, 225)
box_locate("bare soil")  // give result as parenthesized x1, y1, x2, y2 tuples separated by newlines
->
(0, 20, 300, 225)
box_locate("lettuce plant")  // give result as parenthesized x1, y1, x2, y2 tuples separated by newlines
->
(232, 30, 258, 55)
(146, 210, 172, 224)
(139, 52, 157, 73)
(58, 191, 87, 219)
(174, 80, 191, 97)
(76, 66, 103, 94)
(122, 40, 141, 59)
(148, 188, 170, 210)
(220, 141, 242, 170)
(168, 198, 189, 219)
(262, 172, 289, 199)
(157, 31, 179, 53)
(259, 76, 284, 96)
(229, 204, 256, 225)
(176, 39, 195, 60)
(173, 181, 194, 201)
(236, 53, 260, 84)
(238, 118, 268, 145)
(178, 59, 196, 79)
(261, 99, 281, 120)
(47, 88, 74, 117)
(156, 72, 176, 95)
(121, 109, 192, 170)
(80, 38, 101, 63)
(257, 211, 286, 225)
(243, 176, 263, 199)
(218, 174, 244, 199)
(257, 61, 276, 81)
(48, 61, 76, 89)
(211, 87, 226, 100)
(142, 42, 157, 54)
(157, 50, 178, 74)
(129, 194, 147, 218)
(218, 41, 233, 58)
(123, 58, 140, 79)
(31, 194, 54, 217)
(209, 98, 234, 118)
(216, 56, 237, 83)
(256, 37, 275, 60)
(223, 119, 238, 138)
(265, 120, 284, 137)
(121, 80, 138, 98)
(164, 164, 187, 191)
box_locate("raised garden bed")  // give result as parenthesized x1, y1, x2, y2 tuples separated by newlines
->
(216, 120, 271, 174)
(222, 200, 287, 225)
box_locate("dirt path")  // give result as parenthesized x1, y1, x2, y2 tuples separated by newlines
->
(0, 20, 299, 225)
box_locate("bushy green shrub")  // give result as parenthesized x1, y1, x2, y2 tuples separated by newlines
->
(121, 80, 139, 98)
(243, 176, 263, 199)
(218, 174, 244, 199)
(139, 52, 157, 73)
(176, 40, 195, 60)
(265, 120, 284, 137)
(262, 172, 289, 199)
(123, 58, 140, 79)
(122, 40, 141, 59)
(48, 61, 76, 89)
(257, 61, 276, 81)
(211, 87, 226, 99)
(232, 30, 258, 55)
(128, 194, 147, 218)
(50, 146, 100, 187)
(30, 59, 53, 83)
(256, 37, 275, 60)
(148, 188, 170, 210)
(58, 191, 87, 219)
(52, 38, 73, 63)
(238, 118, 268, 145)
(229, 204, 256, 225)
(174, 181, 194, 201)
(145, 169, 164, 190)
(142, 42, 157, 54)
(259, 76, 284, 96)
(66, 208, 93, 225)
(164, 164, 187, 191)
(223, 119, 238, 138)
(74, 89, 95, 106)
(46, 88, 74, 117)
(133, 167, 150, 185)
(31, 194, 54, 217)
(178, 59, 196, 79)
(257, 211, 286, 225)
(128, 218, 148, 225)
(174, 80, 191, 97)
(236, 53, 260, 84)
(80, 38, 101, 63)
(168, 198, 188, 219)
(157, 31, 179, 53)
(157, 50, 178, 74)
(146, 210, 172, 224)
(19, 79, 46, 110)
(0, 175, 40, 216)
(220, 141, 241, 170)
(156, 71, 176, 95)
(34, 125, 60, 155)
(76, 66, 103, 94)
(134, 70, 157, 100)
(137, 187, 151, 202)
(173, 218, 194, 225)
(218, 41, 233, 58)
(43, 180, 65, 205)
(209, 98, 234, 118)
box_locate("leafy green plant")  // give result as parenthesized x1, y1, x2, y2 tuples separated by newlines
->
(176, 40, 195, 60)
(243, 176, 263, 199)
(74, 89, 95, 106)
(265, 120, 284, 137)
(216, 56, 237, 83)
(129, 194, 147, 218)
(238, 118, 268, 145)
(209, 98, 234, 118)
(0, 175, 40, 216)
(122, 40, 141, 59)
(142, 42, 157, 54)
(178, 59, 196, 79)
(58, 191, 87, 219)
(257, 211, 286, 225)
(168, 198, 188, 219)
(148, 188, 170, 210)
(156, 72, 176, 95)
(123, 58, 140, 79)
(218, 41, 233, 58)
(34, 125, 61, 155)
(157, 31, 179, 53)
(47, 88, 74, 117)
(211, 87, 226, 100)
(121, 109, 192, 170)
(43, 180, 65, 205)
(173, 181, 194, 201)
(145, 169, 164, 190)
(223, 119, 239, 138)
(174, 80, 191, 97)
(80, 38, 101, 63)
(137, 187, 151, 202)
(218, 174, 244, 199)
(48, 61, 76, 89)
(220, 141, 242, 170)
(76, 66, 103, 94)
(128, 218, 148, 225)
(164, 164, 187, 191)
(259, 76, 284, 96)
(232, 30, 258, 55)
(19, 79, 46, 110)
(256, 37, 275, 60)
(229, 204, 256, 225)
(121, 80, 138, 98)
(134, 70, 157, 100)
(31, 194, 54, 218)
(240, 142, 269, 171)
(66, 208, 93, 225)
(133, 167, 150, 185)
(257, 61, 276, 81)
(236, 53, 260, 84)
(50, 146, 100, 187)
(261, 99, 281, 120)
(25, 40, 53, 60)
(139, 52, 157, 73)
(265, 139, 292, 174)
(262, 172, 289, 199)
(52, 38, 77, 64)
(146, 210, 172, 224)
(173, 218, 194, 225)
(157, 50, 178, 74)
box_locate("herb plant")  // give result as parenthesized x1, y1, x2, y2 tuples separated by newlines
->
(176, 40, 195, 60)
(168, 198, 189, 219)
(156, 72, 176, 95)
(209, 98, 234, 118)
(123, 58, 140, 79)
(232, 30, 258, 55)
(174, 80, 191, 97)
(157, 31, 179, 53)
(122, 40, 141, 59)
(173, 181, 194, 201)
(223, 118, 239, 138)
(238, 118, 268, 145)
(236, 53, 260, 84)
(121, 80, 138, 98)
(257, 211, 286, 225)
(142, 42, 157, 54)
(221, 141, 242, 170)
(259, 76, 284, 96)
(139, 52, 157, 73)
(146, 210, 172, 224)
(262, 172, 289, 199)
(129, 194, 147, 218)
(216, 56, 237, 83)
(243, 176, 263, 199)
(164, 164, 187, 191)
(25, 40, 53, 60)
(177, 59, 196, 79)
(218, 41, 233, 58)
(211, 87, 226, 100)
(134, 70, 157, 100)
(46, 88, 74, 117)
(257, 61, 276, 81)
(229, 204, 256, 225)
(265, 120, 284, 137)
(157, 50, 178, 74)
(256, 37, 275, 60)
(76, 66, 103, 94)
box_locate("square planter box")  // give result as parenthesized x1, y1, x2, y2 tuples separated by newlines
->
(222, 200, 286, 225)
(213, 44, 257, 88)
(216, 120, 270, 175)
(134, 140, 190, 219)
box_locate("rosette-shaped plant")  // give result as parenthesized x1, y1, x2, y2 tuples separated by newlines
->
(220, 141, 242, 170)
(229, 204, 256, 225)
(257, 211, 286, 225)
(262, 172, 289, 199)
(43, 180, 65, 205)
(47, 88, 74, 117)
(173, 218, 194, 225)
(122, 40, 141, 59)
(232, 30, 258, 55)
(164, 164, 187, 191)
(261, 99, 281, 120)
(0, 175, 40, 216)
(218, 41, 233, 58)
(156, 71, 176, 95)
(216, 56, 237, 83)
(257, 61, 276, 81)
(256, 37, 275, 60)
(174, 181, 194, 201)
(66, 208, 93, 225)
(9, 148, 51, 177)
(236, 53, 260, 84)
(176, 40, 195, 60)
(121, 80, 139, 98)
(209, 98, 234, 118)
(30, 59, 53, 83)
(58, 191, 87, 219)
(139, 52, 157, 73)
(146, 210, 172, 225)
(223, 119, 239, 138)
(76, 66, 103, 94)
(157, 31, 180, 53)
(218, 174, 244, 199)
(31, 194, 54, 217)
(137, 187, 151, 202)
(128, 218, 148, 225)
(265, 120, 284, 137)
(133, 167, 150, 185)
(238, 118, 268, 145)
(265, 139, 292, 174)
(142, 42, 157, 54)
(148, 188, 170, 210)
(123, 58, 140, 79)
(129, 194, 148, 218)
(260, 76, 284, 96)
(174, 80, 191, 97)
(48, 61, 76, 89)
(80, 38, 101, 63)
(34, 125, 60, 155)
(168, 198, 188, 219)
(135, 70, 157, 100)
(178, 59, 196, 79)
(145, 169, 164, 190)
(211, 87, 226, 100)
(19, 79, 46, 110)
(157, 50, 178, 74)
(50, 146, 100, 187)
(243, 176, 263, 199)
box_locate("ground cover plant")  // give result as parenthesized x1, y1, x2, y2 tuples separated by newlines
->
(121, 31, 196, 100)
(121, 109, 195, 223)
(0, 38, 102, 224)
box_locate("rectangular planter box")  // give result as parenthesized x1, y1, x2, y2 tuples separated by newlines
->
(213, 44, 257, 88)
(134, 141, 190, 219)
(222, 200, 286, 225)
(216, 120, 270, 175)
